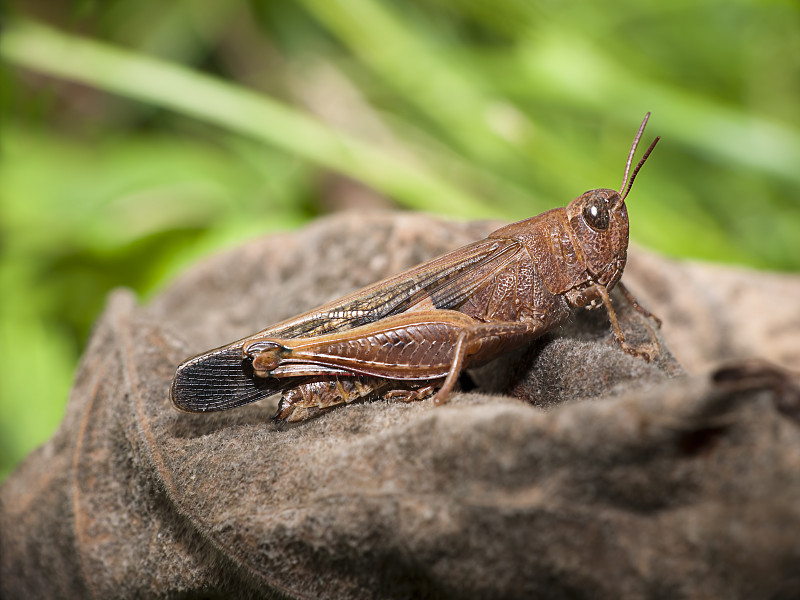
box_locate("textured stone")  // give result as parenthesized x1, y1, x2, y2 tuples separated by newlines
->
(2, 212, 799, 599)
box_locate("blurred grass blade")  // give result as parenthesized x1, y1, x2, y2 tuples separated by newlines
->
(522, 31, 800, 185)
(299, 0, 532, 166)
(0, 18, 493, 218)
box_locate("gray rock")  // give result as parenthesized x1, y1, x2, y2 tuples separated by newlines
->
(2, 211, 799, 599)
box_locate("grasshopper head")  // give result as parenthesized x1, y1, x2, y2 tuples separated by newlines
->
(567, 114, 660, 289)
(566, 189, 629, 288)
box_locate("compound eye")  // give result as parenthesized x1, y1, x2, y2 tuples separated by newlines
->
(582, 197, 610, 231)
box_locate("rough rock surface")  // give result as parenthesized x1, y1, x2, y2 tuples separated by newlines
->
(2, 211, 799, 599)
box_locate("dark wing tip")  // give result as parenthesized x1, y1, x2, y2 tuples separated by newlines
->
(170, 343, 278, 412)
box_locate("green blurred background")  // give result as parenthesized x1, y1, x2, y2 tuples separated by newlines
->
(1, 0, 799, 480)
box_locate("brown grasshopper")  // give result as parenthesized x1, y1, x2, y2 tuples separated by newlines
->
(171, 114, 661, 422)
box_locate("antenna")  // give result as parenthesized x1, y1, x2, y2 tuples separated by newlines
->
(622, 136, 660, 201)
(619, 112, 660, 201)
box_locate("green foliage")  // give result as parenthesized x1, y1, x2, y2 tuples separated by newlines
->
(1, 0, 799, 480)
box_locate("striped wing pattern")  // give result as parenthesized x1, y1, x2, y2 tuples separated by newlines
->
(171, 237, 524, 412)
